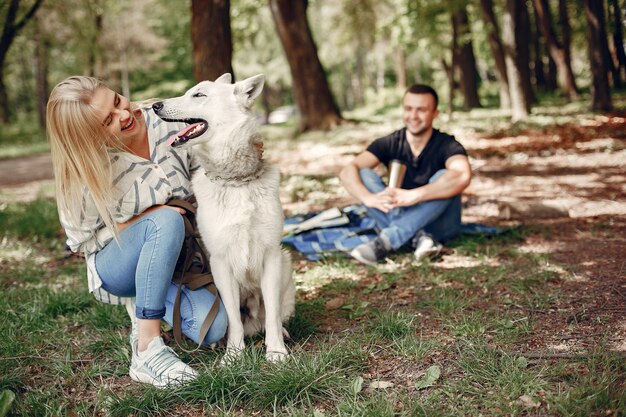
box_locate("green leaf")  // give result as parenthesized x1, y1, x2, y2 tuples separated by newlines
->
(349, 376, 364, 395)
(516, 356, 529, 368)
(415, 365, 441, 390)
(0, 390, 16, 417)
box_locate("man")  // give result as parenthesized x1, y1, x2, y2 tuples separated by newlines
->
(339, 84, 471, 265)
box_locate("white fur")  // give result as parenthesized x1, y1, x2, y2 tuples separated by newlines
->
(154, 73, 295, 362)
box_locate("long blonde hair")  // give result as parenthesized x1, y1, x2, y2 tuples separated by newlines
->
(46, 76, 125, 240)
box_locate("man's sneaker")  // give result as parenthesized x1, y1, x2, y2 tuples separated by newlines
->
(129, 336, 197, 388)
(350, 236, 390, 265)
(413, 232, 442, 261)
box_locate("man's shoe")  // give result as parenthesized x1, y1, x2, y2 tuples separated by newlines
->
(129, 336, 197, 388)
(350, 236, 390, 265)
(413, 232, 442, 261)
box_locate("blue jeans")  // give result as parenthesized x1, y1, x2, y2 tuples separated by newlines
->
(360, 168, 462, 249)
(95, 207, 227, 345)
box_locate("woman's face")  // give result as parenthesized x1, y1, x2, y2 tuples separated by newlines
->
(91, 87, 145, 146)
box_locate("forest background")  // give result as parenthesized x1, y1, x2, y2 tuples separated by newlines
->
(0, 0, 625, 416)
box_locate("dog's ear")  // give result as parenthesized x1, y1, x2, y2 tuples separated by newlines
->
(215, 73, 232, 84)
(234, 74, 265, 109)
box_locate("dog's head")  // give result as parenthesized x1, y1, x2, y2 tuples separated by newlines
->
(152, 73, 265, 148)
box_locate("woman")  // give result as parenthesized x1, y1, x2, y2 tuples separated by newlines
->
(46, 76, 228, 388)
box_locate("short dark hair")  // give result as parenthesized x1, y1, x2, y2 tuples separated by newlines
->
(404, 84, 438, 109)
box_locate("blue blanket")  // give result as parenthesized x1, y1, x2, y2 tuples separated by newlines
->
(282, 205, 505, 260)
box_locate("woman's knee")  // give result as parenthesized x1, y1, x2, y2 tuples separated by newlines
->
(144, 207, 185, 246)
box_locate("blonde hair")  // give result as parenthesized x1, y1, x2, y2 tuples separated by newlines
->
(46, 76, 126, 240)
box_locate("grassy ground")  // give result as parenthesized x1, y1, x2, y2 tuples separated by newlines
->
(1, 92, 625, 416)
(1, 200, 624, 416)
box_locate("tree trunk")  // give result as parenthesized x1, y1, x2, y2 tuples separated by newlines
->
(269, 0, 342, 132)
(0, 0, 44, 123)
(478, 0, 510, 109)
(191, 0, 234, 82)
(34, 15, 49, 129)
(533, 0, 578, 99)
(441, 57, 455, 121)
(608, 0, 626, 84)
(395, 47, 407, 91)
(451, 7, 481, 109)
(503, 0, 530, 121)
(583, 0, 612, 111)
(516, 0, 535, 106)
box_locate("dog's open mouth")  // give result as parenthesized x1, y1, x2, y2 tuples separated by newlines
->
(163, 118, 208, 147)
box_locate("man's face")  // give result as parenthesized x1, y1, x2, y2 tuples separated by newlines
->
(402, 93, 439, 137)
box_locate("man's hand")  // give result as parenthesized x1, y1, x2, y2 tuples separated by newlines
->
(385, 187, 422, 208)
(362, 189, 396, 213)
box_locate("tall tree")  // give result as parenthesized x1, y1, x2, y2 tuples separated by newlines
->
(608, 0, 626, 85)
(269, 0, 342, 131)
(451, 5, 481, 109)
(503, 0, 530, 121)
(516, 0, 534, 106)
(33, 13, 48, 128)
(583, 0, 612, 111)
(478, 0, 510, 109)
(192, 0, 234, 82)
(533, 0, 578, 99)
(0, 0, 44, 123)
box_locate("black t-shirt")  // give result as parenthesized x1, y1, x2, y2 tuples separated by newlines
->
(366, 128, 467, 189)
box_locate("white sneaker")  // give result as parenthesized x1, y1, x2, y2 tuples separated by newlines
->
(413, 232, 442, 261)
(129, 336, 197, 388)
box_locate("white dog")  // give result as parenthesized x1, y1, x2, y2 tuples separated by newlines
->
(153, 74, 295, 362)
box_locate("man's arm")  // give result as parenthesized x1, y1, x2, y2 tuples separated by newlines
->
(389, 154, 472, 208)
(339, 151, 395, 213)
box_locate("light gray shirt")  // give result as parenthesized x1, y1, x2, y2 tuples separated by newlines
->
(60, 107, 198, 305)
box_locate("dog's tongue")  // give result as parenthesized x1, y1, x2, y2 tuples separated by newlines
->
(167, 122, 204, 146)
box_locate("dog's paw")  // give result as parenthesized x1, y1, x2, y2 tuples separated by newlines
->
(219, 348, 243, 366)
(266, 349, 289, 363)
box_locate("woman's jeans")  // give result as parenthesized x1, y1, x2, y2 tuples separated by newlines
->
(95, 207, 227, 345)
(360, 168, 462, 250)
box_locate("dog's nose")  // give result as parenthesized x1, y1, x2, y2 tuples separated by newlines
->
(152, 101, 163, 112)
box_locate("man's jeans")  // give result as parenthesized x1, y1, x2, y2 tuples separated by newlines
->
(95, 207, 227, 345)
(360, 168, 461, 250)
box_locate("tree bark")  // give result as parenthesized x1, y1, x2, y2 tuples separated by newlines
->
(478, 0, 510, 109)
(608, 0, 626, 85)
(533, 0, 579, 99)
(269, 0, 342, 132)
(451, 6, 481, 109)
(0, 0, 44, 123)
(395, 47, 407, 91)
(191, 0, 234, 82)
(503, 0, 530, 121)
(516, 0, 535, 106)
(34, 14, 48, 129)
(583, 0, 612, 111)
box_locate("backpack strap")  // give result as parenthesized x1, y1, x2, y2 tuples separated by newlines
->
(168, 198, 222, 352)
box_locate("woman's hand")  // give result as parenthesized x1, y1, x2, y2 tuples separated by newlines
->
(254, 142, 264, 159)
(117, 205, 186, 232)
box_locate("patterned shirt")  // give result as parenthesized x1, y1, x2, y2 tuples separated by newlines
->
(60, 107, 198, 305)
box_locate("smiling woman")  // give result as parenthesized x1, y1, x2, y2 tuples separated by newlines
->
(45, 75, 228, 388)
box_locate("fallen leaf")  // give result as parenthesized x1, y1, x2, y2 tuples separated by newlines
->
(517, 394, 540, 408)
(325, 297, 344, 310)
(349, 376, 364, 395)
(369, 380, 394, 389)
(415, 365, 441, 390)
